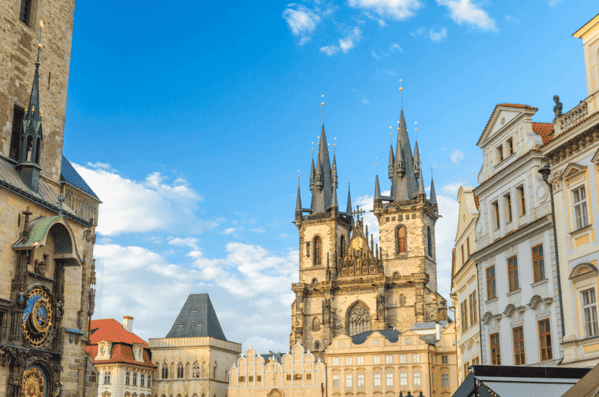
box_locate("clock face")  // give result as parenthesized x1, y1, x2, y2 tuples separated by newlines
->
(21, 367, 47, 397)
(23, 288, 53, 347)
(351, 237, 364, 250)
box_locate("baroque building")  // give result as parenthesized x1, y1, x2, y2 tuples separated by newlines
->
(450, 186, 480, 382)
(0, 1, 101, 397)
(471, 102, 562, 367)
(541, 12, 599, 368)
(291, 102, 447, 356)
(149, 294, 241, 397)
(87, 317, 155, 397)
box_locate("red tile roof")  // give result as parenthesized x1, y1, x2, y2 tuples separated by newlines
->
(473, 194, 480, 210)
(86, 343, 155, 368)
(89, 319, 148, 347)
(532, 122, 555, 144)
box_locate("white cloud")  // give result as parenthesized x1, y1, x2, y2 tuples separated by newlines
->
(349, 0, 422, 21)
(279, 233, 290, 238)
(548, 0, 561, 6)
(429, 28, 448, 42)
(371, 49, 381, 59)
(320, 27, 362, 56)
(390, 43, 404, 52)
(362, 99, 370, 105)
(73, 163, 222, 236)
(437, 0, 496, 31)
(440, 182, 466, 196)
(222, 227, 241, 235)
(382, 69, 397, 76)
(434, 189, 460, 301)
(505, 14, 519, 24)
(320, 45, 340, 56)
(251, 228, 266, 233)
(450, 148, 464, 163)
(282, 5, 321, 45)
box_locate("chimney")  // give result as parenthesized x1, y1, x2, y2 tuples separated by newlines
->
(435, 321, 441, 340)
(123, 316, 134, 332)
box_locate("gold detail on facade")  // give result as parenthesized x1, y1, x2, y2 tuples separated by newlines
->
(22, 288, 53, 347)
(582, 343, 599, 353)
(21, 368, 46, 397)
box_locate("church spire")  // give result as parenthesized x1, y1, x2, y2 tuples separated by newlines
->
(413, 134, 421, 180)
(310, 104, 334, 213)
(390, 87, 418, 202)
(388, 143, 395, 179)
(329, 154, 339, 212)
(17, 21, 45, 192)
(296, 179, 302, 212)
(374, 174, 381, 199)
(430, 169, 437, 205)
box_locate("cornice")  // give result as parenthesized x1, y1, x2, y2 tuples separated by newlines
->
(474, 150, 544, 195)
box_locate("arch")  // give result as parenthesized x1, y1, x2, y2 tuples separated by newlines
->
(26, 135, 33, 162)
(35, 137, 41, 164)
(314, 340, 321, 350)
(346, 300, 371, 336)
(161, 364, 168, 379)
(170, 363, 174, 379)
(312, 278, 318, 284)
(192, 362, 200, 378)
(396, 225, 407, 254)
(427, 226, 433, 257)
(400, 294, 406, 307)
(312, 317, 320, 331)
(202, 361, 207, 377)
(177, 362, 184, 379)
(185, 362, 190, 378)
(569, 262, 598, 280)
(393, 271, 399, 278)
(340, 235, 346, 258)
(313, 236, 322, 265)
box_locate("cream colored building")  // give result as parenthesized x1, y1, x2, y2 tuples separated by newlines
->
(450, 186, 480, 383)
(150, 293, 241, 397)
(324, 322, 457, 397)
(87, 317, 155, 397)
(228, 344, 326, 397)
(541, 12, 599, 368)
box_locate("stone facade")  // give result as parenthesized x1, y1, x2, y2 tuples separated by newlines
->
(228, 344, 325, 397)
(450, 186, 480, 383)
(540, 12, 599, 368)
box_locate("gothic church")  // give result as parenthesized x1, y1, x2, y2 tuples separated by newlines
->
(292, 103, 448, 355)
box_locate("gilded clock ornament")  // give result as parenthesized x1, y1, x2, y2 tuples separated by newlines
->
(23, 288, 54, 347)
(21, 367, 47, 397)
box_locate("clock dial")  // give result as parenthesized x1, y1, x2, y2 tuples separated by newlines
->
(23, 288, 53, 347)
(21, 367, 47, 397)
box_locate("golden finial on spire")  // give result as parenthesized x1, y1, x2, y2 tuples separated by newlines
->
(399, 79, 403, 110)
(376, 157, 378, 174)
(321, 94, 325, 125)
(415, 121, 418, 139)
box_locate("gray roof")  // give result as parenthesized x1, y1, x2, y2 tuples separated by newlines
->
(351, 329, 401, 345)
(389, 107, 418, 202)
(165, 293, 227, 340)
(410, 320, 448, 330)
(60, 156, 100, 200)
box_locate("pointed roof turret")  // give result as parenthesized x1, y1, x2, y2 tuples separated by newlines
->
(430, 170, 437, 205)
(375, 174, 381, 199)
(165, 293, 227, 340)
(346, 182, 352, 214)
(390, 101, 418, 202)
(309, 156, 315, 190)
(388, 144, 395, 179)
(310, 120, 334, 213)
(413, 138, 421, 179)
(413, 168, 426, 200)
(296, 181, 302, 212)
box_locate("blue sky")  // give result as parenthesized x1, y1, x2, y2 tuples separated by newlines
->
(64, 0, 598, 352)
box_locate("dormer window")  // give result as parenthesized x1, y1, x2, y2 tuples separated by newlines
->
(507, 138, 514, 155)
(497, 145, 504, 162)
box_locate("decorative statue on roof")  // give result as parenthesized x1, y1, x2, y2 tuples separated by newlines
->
(553, 95, 563, 119)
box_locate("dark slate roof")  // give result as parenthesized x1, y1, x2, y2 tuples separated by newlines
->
(165, 293, 227, 341)
(259, 353, 284, 362)
(351, 329, 401, 345)
(419, 335, 440, 344)
(60, 156, 100, 200)
(410, 321, 448, 330)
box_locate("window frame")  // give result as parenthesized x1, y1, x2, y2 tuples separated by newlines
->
(497, 144, 504, 163)
(508, 255, 519, 292)
(490, 332, 501, 365)
(313, 236, 322, 265)
(469, 291, 478, 325)
(357, 374, 365, 387)
(486, 266, 497, 300)
(461, 300, 469, 331)
(412, 354, 420, 363)
(492, 201, 500, 231)
(512, 326, 526, 365)
(505, 193, 513, 223)
(332, 375, 340, 388)
(400, 372, 407, 386)
(442, 373, 450, 388)
(517, 186, 526, 216)
(581, 288, 598, 338)
(397, 225, 407, 255)
(507, 137, 514, 155)
(386, 373, 394, 386)
(573, 186, 589, 231)
(345, 374, 353, 387)
(441, 355, 448, 365)
(374, 373, 382, 387)
(532, 244, 545, 282)
(19, 0, 33, 26)
(413, 372, 421, 386)
(538, 319, 553, 362)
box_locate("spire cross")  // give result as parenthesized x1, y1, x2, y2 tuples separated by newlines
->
(350, 206, 366, 220)
(57, 194, 65, 214)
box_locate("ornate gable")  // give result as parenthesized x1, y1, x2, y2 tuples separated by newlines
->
(338, 220, 382, 278)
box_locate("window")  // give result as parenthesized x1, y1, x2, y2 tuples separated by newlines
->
(348, 303, 371, 336)
(332, 358, 339, 366)
(306, 242, 310, 257)
(249, 376, 254, 382)
(538, 319, 553, 361)
(132, 372, 137, 386)
(441, 355, 448, 364)
(463, 362, 470, 376)
(345, 357, 352, 366)
(497, 145, 504, 162)
(412, 354, 420, 363)
(518, 186, 526, 215)
(192, 363, 200, 378)
(399, 354, 406, 363)
(340, 235, 345, 258)
(162, 364, 168, 379)
(104, 371, 111, 385)
(386, 373, 394, 386)
(469, 291, 478, 324)
(461, 245, 465, 264)
(339, 341, 344, 347)
(147, 376, 151, 388)
(357, 356, 364, 365)
(333, 375, 339, 388)
(400, 373, 407, 386)
(374, 373, 381, 387)
(413, 372, 421, 386)
(372, 339, 379, 346)
(573, 187, 589, 230)
(286, 374, 291, 381)
(239, 376, 245, 382)
(141, 374, 146, 387)
(312, 317, 319, 331)
(508, 256, 519, 291)
(582, 288, 598, 337)
(427, 227, 433, 257)
(490, 333, 501, 365)
(126, 372, 130, 385)
(505, 194, 513, 223)
(513, 326, 525, 365)
(486, 266, 496, 300)
(19, 0, 33, 26)
(507, 138, 514, 155)
(461, 300, 469, 331)
(442, 373, 450, 387)
(373, 356, 381, 364)
(313, 236, 322, 265)
(357, 374, 364, 387)
(177, 363, 184, 379)
(345, 374, 352, 387)
(9, 106, 24, 161)
(293, 374, 301, 381)
(472, 357, 480, 365)
(492, 202, 500, 230)
(467, 237, 470, 256)
(397, 227, 407, 254)
(385, 355, 393, 364)
(531, 244, 546, 282)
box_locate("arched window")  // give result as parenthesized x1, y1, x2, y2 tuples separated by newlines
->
(312, 278, 318, 284)
(192, 362, 200, 378)
(340, 235, 345, 258)
(314, 341, 321, 350)
(202, 361, 207, 377)
(161, 364, 168, 379)
(400, 295, 406, 306)
(213, 361, 217, 379)
(397, 226, 407, 254)
(313, 236, 322, 265)
(26, 135, 33, 162)
(225, 370, 228, 382)
(348, 303, 371, 336)
(35, 138, 41, 164)
(427, 226, 433, 257)
(312, 317, 320, 331)
(177, 363, 184, 379)
(393, 271, 399, 278)
(185, 362, 190, 378)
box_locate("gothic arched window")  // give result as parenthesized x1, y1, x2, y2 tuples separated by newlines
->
(340, 235, 345, 258)
(400, 295, 406, 306)
(397, 226, 407, 254)
(348, 303, 371, 336)
(312, 317, 320, 331)
(161, 364, 168, 379)
(192, 362, 200, 378)
(427, 226, 433, 257)
(313, 236, 322, 265)
(314, 341, 321, 350)
(177, 363, 184, 379)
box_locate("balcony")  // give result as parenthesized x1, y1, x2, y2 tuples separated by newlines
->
(554, 90, 599, 137)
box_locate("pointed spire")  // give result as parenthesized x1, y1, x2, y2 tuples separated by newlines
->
(346, 182, 352, 213)
(388, 143, 395, 179)
(375, 174, 381, 199)
(296, 179, 302, 212)
(309, 156, 315, 191)
(430, 168, 437, 205)
(413, 136, 421, 179)
(414, 168, 426, 200)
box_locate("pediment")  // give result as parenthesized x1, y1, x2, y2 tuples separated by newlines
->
(591, 147, 599, 164)
(569, 262, 598, 281)
(478, 106, 531, 147)
(563, 163, 587, 180)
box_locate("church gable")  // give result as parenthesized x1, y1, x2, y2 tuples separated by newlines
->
(477, 104, 537, 148)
